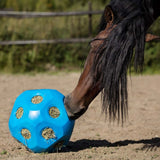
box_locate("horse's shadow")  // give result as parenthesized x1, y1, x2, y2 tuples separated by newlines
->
(61, 137, 160, 152)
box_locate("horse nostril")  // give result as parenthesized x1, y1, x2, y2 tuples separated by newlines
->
(64, 94, 88, 120)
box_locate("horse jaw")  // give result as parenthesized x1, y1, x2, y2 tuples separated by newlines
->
(64, 51, 102, 119)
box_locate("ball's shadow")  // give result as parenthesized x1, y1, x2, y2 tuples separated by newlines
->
(60, 137, 160, 152)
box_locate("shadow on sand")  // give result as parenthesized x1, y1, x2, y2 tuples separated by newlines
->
(60, 137, 160, 152)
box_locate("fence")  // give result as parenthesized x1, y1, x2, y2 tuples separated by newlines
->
(0, 2, 103, 46)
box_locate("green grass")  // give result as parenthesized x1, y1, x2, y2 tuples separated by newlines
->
(0, 150, 7, 155)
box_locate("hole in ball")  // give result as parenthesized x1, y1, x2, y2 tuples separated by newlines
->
(21, 129, 31, 139)
(42, 128, 56, 140)
(16, 107, 23, 119)
(49, 107, 60, 118)
(31, 95, 43, 104)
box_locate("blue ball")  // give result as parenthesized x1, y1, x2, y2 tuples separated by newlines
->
(8, 89, 75, 153)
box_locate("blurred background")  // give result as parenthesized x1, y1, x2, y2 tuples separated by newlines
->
(0, 0, 159, 74)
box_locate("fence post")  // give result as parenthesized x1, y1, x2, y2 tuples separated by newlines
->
(88, 1, 92, 37)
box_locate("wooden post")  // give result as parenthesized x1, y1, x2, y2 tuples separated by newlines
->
(88, 1, 92, 37)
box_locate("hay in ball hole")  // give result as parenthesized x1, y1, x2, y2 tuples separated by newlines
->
(54, 140, 65, 150)
(49, 107, 60, 118)
(42, 128, 56, 140)
(31, 95, 43, 104)
(21, 129, 31, 139)
(16, 107, 23, 119)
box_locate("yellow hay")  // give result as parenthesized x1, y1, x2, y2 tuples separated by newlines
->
(42, 128, 56, 140)
(49, 107, 60, 118)
(31, 96, 43, 104)
(16, 107, 23, 119)
(21, 129, 31, 139)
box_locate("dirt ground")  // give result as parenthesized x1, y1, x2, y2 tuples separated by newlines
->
(0, 73, 160, 160)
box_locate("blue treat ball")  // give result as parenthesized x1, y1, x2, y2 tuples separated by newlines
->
(8, 89, 75, 153)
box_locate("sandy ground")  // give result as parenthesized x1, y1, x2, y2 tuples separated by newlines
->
(0, 72, 160, 160)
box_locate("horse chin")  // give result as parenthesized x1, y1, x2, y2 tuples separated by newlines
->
(64, 94, 88, 120)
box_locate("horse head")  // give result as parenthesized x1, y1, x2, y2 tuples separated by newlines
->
(64, 0, 160, 122)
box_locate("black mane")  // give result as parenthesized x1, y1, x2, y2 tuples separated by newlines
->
(93, 0, 159, 123)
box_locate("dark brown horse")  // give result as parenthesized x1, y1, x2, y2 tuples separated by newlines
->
(64, 0, 160, 123)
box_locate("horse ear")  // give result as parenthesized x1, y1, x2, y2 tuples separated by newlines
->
(145, 33, 160, 42)
(104, 5, 114, 24)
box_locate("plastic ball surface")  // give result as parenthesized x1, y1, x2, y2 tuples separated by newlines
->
(8, 89, 75, 153)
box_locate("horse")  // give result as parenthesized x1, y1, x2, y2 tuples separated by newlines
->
(64, 0, 160, 123)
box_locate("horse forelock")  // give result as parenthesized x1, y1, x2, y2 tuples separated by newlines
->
(92, 0, 156, 124)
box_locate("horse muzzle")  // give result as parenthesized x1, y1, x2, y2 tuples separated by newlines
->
(64, 94, 88, 120)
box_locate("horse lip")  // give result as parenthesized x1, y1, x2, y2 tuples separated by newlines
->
(64, 95, 88, 120)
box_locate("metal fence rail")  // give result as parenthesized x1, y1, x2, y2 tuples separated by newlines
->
(0, 10, 103, 18)
(0, 38, 92, 46)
